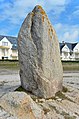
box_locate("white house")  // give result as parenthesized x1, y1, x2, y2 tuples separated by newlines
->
(0, 35, 79, 61)
(60, 42, 79, 61)
(61, 44, 70, 60)
(0, 35, 18, 60)
(73, 43, 79, 60)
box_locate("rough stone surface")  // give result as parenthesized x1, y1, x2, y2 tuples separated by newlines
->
(0, 106, 17, 119)
(0, 92, 45, 119)
(18, 5, 63, 98)
(1, 70, 79, 119)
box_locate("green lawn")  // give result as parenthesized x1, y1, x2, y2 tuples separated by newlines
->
(0, 60, 79, 71)
(0, 60, 19, 70)
(62, 61, 79, 71)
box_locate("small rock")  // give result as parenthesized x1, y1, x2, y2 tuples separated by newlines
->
(38, 98, 46, 103)
(0, 92, 45, 119)
(35, 99, 38, 103)
(56, 98, 62, 102)
(47, 99, 53, 102)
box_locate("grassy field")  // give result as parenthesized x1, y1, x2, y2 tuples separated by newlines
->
(62, 61, 79, 71)
(0, 60, 19, 70)
(0, 60, 79, 71)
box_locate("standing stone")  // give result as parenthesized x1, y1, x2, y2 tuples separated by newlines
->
(18, 5, 63, 98)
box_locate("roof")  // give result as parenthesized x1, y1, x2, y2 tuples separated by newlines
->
(60, 42, 77, 51)
(0, 35, 17, 44)
(11, 44, 18, 50)
(0, 35, 78, 51)
(0, 35, 18, 50)
(0, 35, 4, 41)
(59, 43, 65, 50)
(65, 42, 77, 50)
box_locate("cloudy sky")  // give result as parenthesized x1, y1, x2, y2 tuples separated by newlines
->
(0, 0, 79, 42)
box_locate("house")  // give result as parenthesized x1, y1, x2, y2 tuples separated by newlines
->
(0, 35, 79, 61)
(60, 42, 79, 61)
(0, 35, 18, 60)
(73, 43, 79, 60)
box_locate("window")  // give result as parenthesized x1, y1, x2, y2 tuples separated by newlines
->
(2, 42, 8, 46)
(75, 52, 79, 59)
(14, 44, 17, 46)
(2, 49, 5, 55)
(64, 52, 68, 58)
(2, 49, 8, 56)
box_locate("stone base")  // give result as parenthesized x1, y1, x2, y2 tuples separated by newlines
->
(21, 76, 62, 98)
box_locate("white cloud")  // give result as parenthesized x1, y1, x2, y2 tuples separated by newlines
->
(54, 23, 79, 42)
(63, 31, 79, 41)
(44, 0, 71, 6)
(1, 0, 77, 40)
(55, 23, 63, 30)
(0, 0, 71, 25)
(71, 5, 79, 18)
(72, 10, 79, 17)
(0, 29, 9, 35)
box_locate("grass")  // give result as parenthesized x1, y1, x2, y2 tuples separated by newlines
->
(0, 60, 79, 71)
(62, 86, 68, 93)
(62, 61, 79, 71)
(55, 91, 66, 100)
(55, 91, 75, 102)
(15, 86, 26, 92)
(0, 60, 19, 70)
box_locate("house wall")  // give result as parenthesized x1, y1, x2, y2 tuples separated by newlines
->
(60, 43, 79, 61)
(11, 50, 18, 60)
(0, 37, 19, 60)
(73, 43, 79, 60)
(0, 36, 79, 61)
(61, 45, 70, 60)
(0, 37, 13, 59)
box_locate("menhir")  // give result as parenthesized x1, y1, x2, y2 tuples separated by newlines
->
(18, 5, 63, 98)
